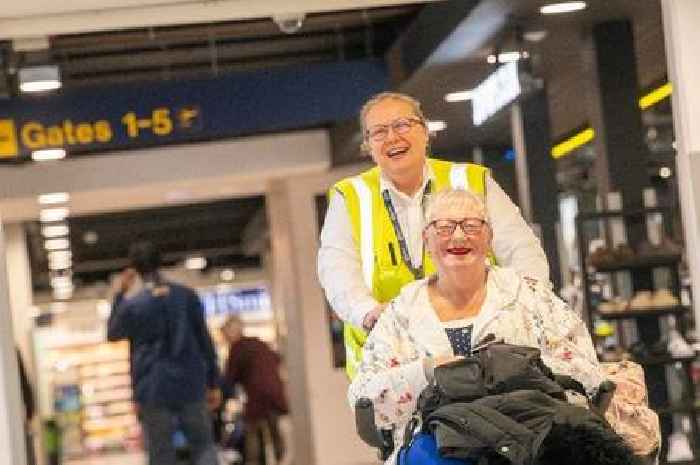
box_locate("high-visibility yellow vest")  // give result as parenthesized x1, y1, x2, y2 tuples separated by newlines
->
(330, 159, 489, 378)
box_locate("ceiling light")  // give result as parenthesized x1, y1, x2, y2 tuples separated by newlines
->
(18, 65, 62, 93)
(220, 269, 236, 282)
(52, 287, 73, 300)
(45, 238, 70, 251)
(540, 2, 587, 15)
(42, 224, 70, 238)
(48, 259, 72, 271)
(48, 250, 72, 270)
(48, 250, 72, 261)
(487, 51, 528, 64)
(32, 149, 66, 161)
(38, 192, 70, 205)
(83, 231, 99, 245)
(444, 91, 474, 103)
(40, 207, 69, 223)
(659, 167, 672, 179)
(51, 275, 73, 289)
(523, 30, 548, 42)
(185, 256, 207, 270)
(427, 121, 447, 133)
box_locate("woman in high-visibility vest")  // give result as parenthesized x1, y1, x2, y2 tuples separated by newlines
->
(317, 92, 550, 379)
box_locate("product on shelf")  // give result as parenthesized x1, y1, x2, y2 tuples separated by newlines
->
(629, 291, 654, 309)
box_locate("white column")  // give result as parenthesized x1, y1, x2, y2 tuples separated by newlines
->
(661, 1, 700, 324)
(0, 218, 29, 465)
(266, 164, 377, 465)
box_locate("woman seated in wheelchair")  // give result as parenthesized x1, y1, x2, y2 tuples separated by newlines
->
(348, 188, 657, 465)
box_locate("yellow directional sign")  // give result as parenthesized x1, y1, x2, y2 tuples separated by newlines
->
(0, 119, 19, 159)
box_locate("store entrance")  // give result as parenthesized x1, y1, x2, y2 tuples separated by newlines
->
(23, 194, 293, 465)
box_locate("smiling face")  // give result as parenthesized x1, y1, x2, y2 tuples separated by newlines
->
(423, 191, 492, 274)
(362, 97, 429, 184)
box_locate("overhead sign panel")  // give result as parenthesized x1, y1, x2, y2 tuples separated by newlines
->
(0, 60, 388, 161)
(472, 61, 521, 127)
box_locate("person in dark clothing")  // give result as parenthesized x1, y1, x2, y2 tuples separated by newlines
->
(107, 241, 221, 465)
(222, 315, 288, 465)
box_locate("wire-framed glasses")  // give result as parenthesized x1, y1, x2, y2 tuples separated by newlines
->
(365, 117, 424, 142)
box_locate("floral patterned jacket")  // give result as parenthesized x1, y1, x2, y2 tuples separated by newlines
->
(348, 266, 607, 459)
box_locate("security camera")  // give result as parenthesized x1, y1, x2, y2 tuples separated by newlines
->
(272, 13, 305, 34)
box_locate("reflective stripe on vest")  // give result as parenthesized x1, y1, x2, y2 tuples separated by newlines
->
(350, 176, 374, 290)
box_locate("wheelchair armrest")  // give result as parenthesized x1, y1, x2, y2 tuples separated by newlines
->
(355, 397, 394, 460)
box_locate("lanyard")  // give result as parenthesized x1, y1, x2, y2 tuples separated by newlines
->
(381, 181, 432, 280)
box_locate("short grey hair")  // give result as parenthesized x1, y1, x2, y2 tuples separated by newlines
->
(359, 92, 426, 149)
(423, 188, 488, 228)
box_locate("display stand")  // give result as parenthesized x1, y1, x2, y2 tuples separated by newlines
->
(576, 207, 697, 464)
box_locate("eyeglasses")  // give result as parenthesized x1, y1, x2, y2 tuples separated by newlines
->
(429, 218, 487, 237)
(365, 117, 424, 142)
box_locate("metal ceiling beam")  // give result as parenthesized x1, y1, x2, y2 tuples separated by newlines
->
(50, 6, 416, 54)
(0, 0, 436, 40)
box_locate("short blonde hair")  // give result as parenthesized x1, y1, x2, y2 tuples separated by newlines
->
(423, 188, 487, 227)
(359, 92, 426, 151)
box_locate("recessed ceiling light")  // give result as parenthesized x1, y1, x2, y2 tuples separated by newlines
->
(540, 2, 587, 15)
(83, 231, 99, 245)
(32, 149, 66, 161)
(427, 121, 447, 133)
(659, 167, 672, 179)
(523, 30, 548, 42)
(220, 269, 236, 281)
(40, 207, 69, 223)
(42, 224, 70, 238)
(18, 65, 62, 93)
(444, 91, 473, 103)
(38, 192, 70, 205)
(44, 238, 70, 251)
(486, 51, 528, 64)
(185, 256, 207, 270)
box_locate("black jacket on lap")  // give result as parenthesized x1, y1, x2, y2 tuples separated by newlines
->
(407, 343, 636, 465)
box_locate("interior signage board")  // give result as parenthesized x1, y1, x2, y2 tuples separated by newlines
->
(472, 61, 522, 127)
(0, 59, 387, 161)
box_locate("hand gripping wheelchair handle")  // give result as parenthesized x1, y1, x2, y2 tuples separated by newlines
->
(355, 397, 395, 460)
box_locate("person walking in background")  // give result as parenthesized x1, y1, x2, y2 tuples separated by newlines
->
(317, 91, 550, 379)
(107, 241, 221, 465)
(222, 315, 288, 465)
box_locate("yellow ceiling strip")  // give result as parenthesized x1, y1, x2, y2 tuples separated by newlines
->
(639, 82, 672, 110)
(551, 127, 595, 159)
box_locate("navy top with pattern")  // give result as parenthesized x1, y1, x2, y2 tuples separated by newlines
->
(444, 325, 473, 356)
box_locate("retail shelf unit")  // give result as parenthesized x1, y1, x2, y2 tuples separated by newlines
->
(47, 341, 140, 457)
(575, 207, 697, 464)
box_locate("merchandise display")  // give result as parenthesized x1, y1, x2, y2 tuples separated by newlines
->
(39, 340, 141, 458)
(576, 206, 697, 462)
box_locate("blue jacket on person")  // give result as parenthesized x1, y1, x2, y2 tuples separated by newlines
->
(107, 278, 219, 408)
